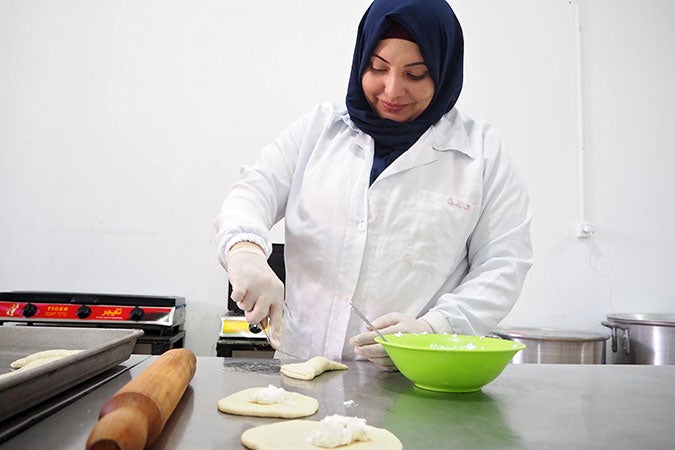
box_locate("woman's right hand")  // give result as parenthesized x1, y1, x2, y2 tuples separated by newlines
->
(226, 242, 284, 348)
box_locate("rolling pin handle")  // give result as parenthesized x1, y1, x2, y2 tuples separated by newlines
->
(85, 348, 196, 450)
(87, 406, 149, 450)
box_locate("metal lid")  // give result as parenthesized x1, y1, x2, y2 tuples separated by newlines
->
(605, 313, 675, 327)
(491, 326, 609, 342)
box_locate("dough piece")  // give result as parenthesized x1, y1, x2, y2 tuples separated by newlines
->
(280, 356, 348, 381)
(217, 387, 319, 418)
(0, 356, 69, 380)
(15, 356, 66, 371)
(10, 349, 82, 369)
(241, 419, 402, 450)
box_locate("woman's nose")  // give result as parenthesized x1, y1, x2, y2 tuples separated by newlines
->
(383, 74, 405, 98)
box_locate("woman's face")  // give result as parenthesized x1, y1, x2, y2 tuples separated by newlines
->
(361, 38, 435, 122)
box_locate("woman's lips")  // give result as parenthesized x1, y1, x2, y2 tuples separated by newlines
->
(379, 100, 408, 113)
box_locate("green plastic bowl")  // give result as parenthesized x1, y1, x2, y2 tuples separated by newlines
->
(375, 333, 526, 393)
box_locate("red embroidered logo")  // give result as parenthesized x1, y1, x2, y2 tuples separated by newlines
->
(448, 196, 471, 211)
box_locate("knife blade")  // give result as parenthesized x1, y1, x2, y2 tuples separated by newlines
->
(350, 302, 388, 342)
(248, 314, 301, 358)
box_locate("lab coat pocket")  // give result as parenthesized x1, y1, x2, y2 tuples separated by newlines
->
(278, 308, 311, 360)
(404, 190, 477, 277)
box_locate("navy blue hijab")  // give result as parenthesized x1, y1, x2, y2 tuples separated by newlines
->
(346, 0, 464, 184)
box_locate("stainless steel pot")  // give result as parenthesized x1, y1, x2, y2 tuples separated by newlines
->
(601, 313, 675, 365)
(490, 327, 609, 364)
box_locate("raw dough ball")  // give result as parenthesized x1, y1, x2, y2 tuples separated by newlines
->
(217, 387, 319, 418)
(280, 357, 348, 381)
(241, 419, 402, 450)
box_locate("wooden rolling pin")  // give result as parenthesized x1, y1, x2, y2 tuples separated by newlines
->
(86, 348, 197, 450)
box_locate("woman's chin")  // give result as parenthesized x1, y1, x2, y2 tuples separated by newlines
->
(377, 110, 412, 122)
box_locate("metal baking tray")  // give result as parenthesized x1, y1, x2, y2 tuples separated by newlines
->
(0, 326, 143, 422)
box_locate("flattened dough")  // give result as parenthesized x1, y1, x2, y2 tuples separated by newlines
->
(241, 419, 402, 450)
(10, 349, 82, 369)
(280, 357, 348, 381)
(1, 353, 81, 380)
(217, 387, 319, 418)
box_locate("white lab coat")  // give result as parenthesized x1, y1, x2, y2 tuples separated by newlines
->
(214, 102, 533, 361)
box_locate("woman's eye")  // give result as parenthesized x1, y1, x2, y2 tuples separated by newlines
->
(368, 64, 387, 73)
(407, 72, 428, 81)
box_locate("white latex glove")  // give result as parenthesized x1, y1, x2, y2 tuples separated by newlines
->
(349, 312, 433, 370)
(226, 243, 284, 348)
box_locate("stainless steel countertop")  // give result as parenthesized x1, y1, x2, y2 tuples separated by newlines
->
(1, 357, 673, 449)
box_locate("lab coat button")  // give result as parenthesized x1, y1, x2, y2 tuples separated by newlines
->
(357, 222, 366, 231)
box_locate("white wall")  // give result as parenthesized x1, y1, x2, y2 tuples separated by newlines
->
(1, 1, 673, 356)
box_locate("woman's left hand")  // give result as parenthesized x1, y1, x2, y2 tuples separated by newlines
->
(349, 312, 433, 370)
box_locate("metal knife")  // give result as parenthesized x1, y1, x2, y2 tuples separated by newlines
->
(248, 321, 277, 348)
(247, 305, 304, 359)
(350, 302, 388, 342)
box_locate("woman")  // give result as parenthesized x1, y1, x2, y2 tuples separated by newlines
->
(214, 0, 533, 369)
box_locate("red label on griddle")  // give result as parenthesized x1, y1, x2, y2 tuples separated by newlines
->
(0, 302, 22, 317)
(0, 301, 173, 322)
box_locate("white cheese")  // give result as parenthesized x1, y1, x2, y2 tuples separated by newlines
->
(429, 341, 480, 350)
(429, 342, 450, 349)
(248, 385, 287, 404)
(308, 414, 370, 448)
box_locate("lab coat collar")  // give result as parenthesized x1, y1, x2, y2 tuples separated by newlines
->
(338, 112, 371, 149)
(430, 109, 475, 159)
(369, 109, 475, 183)
(339, 108, 474, 159)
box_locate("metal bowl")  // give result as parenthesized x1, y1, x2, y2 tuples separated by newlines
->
(602, 314, 675, 365)
(491, 327, 609, 364)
